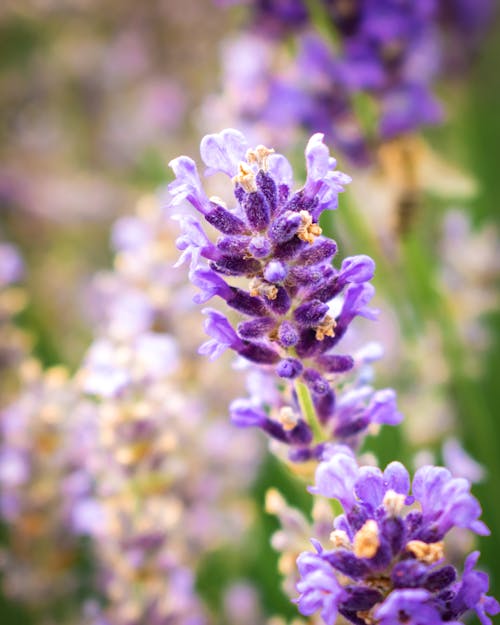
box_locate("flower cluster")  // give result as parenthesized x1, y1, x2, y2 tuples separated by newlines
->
(0, 361, 85, 615)
(75, 194, 260, 624)
(296, 446, 499, 625)
(231, 342, 401, 464)
(170, 130, 401, 458)
(170, 130, 498, 624)
(211, 1, 491, 163)
(0, 242, 30, 405)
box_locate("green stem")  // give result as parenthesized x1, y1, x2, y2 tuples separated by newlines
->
(303, 0, 339, 48)
(295, 380, 324, 443)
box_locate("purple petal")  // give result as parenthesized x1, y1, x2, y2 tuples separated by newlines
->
(354, 466, 385, 509)
(230, 399, 267, 428)
(168, 156, 210, 214)
(199, 308, 242, 360)
(189, 267, 232, 304)
(384, 462, 410, 496)
(339, 255, 375, 284)
(367, 389, 403, 425)
(304, 133, 332, 195)
(200, 129, 248, 177)
(310, 450, 358, 509)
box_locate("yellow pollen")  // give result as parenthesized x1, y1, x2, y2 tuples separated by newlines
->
(233, 162, 257, 192)
(315, 315, 336, 341)
(265, 488, 286, 515)
(278, 552, 296, 575)
(330, 529, 351, 549)
(353, 520, 380, 559)
(19, 358, 42, 383)
(357, 609, 376, 625)
(297, 210, 322, 244)
(246, 145, 275, 171)
(276, 406, 299, 431)
(249, 277, 278, 300)
(406, 540, 444, 563)
(383, 490, 406, 516)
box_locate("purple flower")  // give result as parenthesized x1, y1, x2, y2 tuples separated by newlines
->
(412, 465, 489, 539)
(309, 445, 358, 508)
(199, 309, 243, 360)
(374, 589, 444, 625)
(230, 398, 267, 428)
(296, 551, 346, 625)
(442, 438, 485, 483)
(451, 551, 500, 625)
(338, 283, 379, 325)
(168, 130, 405, 460)
(189, 267, 232, 304)
(313, 448, 487, 539)
(169, 132, 359, 377)
(168, 156, 210, 215)
(214, 0, 491, 163)
(296, 449, 497, 625)
(200, 128, 249, 177)
(338, 255, 376, 285)
(0, 243, 24, 287)
(366, 389, 403, 426)
(173, 214, 219, 269)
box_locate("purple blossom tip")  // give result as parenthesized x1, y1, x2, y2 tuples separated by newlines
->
(200, 128, 248, 177)
(0, 243, 24, 287)
(230, 399, 266, 428)
(309, 447, 358, 508)
(168, 155, 210, 214)
(339, 255, 376, 284)
(367, 389, 403, 426)
(199, 308, 242, 360)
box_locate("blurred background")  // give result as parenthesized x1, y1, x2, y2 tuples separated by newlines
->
(0, 1, 499, 624)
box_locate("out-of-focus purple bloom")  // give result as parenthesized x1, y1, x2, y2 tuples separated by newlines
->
(380, 83, 443, 139)
(213, 0, 491, 162)
(0, 243, 24, 287)
(442, 438, 485, 483)
(80, 339, 132, 397)
(0, 364, 88, 609)
(223, 582, 262, 625)
(75, 193, 262, 625)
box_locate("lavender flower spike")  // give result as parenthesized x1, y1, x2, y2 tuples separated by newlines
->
(296, 447, 499, 625)
(169, 130, 401, 459)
